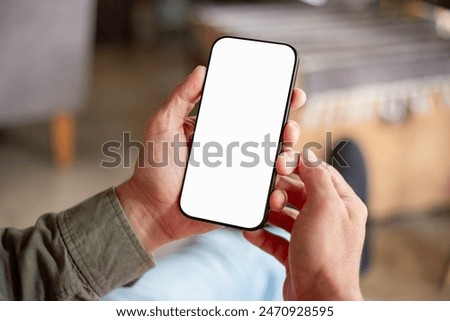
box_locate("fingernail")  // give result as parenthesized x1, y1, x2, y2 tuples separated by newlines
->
(303, 149, 320, 167)
(281, 190, 288, 207)
(300, 90, 307, 107)
(193, 65, 205, 74)
(293, 122, 301, 141)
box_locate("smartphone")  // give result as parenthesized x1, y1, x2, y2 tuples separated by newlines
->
(179, 36, 298, 229)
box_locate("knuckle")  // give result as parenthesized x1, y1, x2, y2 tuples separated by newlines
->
(173, 83, 183, 94)
(359, 201, 368, 221)
(313, 164, 332, 181)
(352, 199, 368, 223)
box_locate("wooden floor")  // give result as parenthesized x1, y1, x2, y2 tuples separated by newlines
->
(361, 210, 450, 300)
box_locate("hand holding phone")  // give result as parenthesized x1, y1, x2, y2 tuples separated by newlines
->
(116, 44, 303, 252)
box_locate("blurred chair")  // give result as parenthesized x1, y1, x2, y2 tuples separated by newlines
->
(0, 0, 96, 167)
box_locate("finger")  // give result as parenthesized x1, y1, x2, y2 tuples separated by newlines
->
(183, 116, 197, 140)
(268, 207, 299, 233)
(289, 88, 307, 111)
(276, 150, 300, 176)
(326, 165, 358, 200)
(282, 120, 301, 151)
(243, 229, 289, 265)
(275, 175, 307, 210)
(326, 165, 367, 220)
(161, 66, 206, 125)
(297, 149, 340, 204)
(269, 189, 288, 212)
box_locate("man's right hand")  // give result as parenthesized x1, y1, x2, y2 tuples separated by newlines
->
(244, 150, 367, 301)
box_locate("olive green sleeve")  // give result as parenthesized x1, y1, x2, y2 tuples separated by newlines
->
(0, 188, 155, 300)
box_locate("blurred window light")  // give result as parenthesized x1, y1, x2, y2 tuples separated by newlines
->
(298, 0, 328, 6)
(436, 9, 450, 39)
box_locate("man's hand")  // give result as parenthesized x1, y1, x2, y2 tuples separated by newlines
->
(244, 150, 367, 301)
(116, 66, 306, 252)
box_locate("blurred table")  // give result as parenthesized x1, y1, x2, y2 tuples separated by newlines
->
(191, 2, 450, 219)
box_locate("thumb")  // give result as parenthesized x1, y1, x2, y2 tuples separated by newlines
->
(297, 149, 339, 205)
(161, 66, 206, 126)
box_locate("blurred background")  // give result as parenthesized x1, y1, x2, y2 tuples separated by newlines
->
(0, 0, 449, 300)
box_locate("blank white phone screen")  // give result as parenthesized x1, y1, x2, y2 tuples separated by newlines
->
(180, 37, 297, 229)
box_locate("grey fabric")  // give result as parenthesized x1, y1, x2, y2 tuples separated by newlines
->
(0, 0, 96, 126)
(194, 3, 450, 94)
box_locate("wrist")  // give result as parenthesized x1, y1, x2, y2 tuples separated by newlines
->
(115, 179, 172, 253)
(328, 285, 364, 301)
(295, 273, 364, 301)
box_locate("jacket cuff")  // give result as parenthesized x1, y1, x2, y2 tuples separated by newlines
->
(57, 187, 155, 298)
